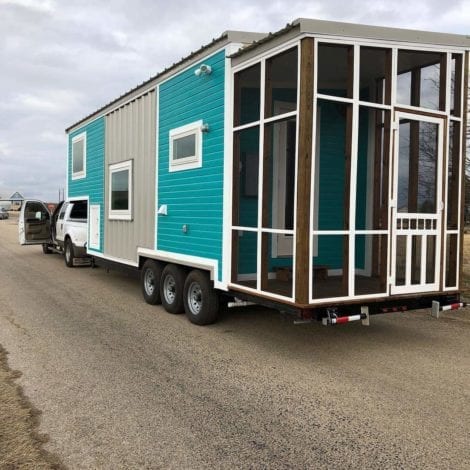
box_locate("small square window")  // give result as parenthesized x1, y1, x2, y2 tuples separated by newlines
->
(71, 132, 86, 180)
(169, 121, 203, 172)
(109, 160, 132, 220)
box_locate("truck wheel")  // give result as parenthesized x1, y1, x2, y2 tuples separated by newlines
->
(42, 244, 52, 254)
(64, 238, 75, 268)
(183, 270, 219, 325)
(160, 264, 186, 314)
(141, 259, 163, 305)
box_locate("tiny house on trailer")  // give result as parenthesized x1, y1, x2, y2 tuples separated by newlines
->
(63, 19, 469, 325)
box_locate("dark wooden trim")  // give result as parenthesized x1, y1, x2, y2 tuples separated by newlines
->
(408, 120, 419, 213)
(448, 120, 461, 230)
(264, 58, 273, 119)
(408, 69, 421, 213)
(439, 54, 447, 112)
(294, 37, 314, 304)
(371, 109, 382, 276)
(347, 46, 354, 99)
(458, 51, 468, 292)
(260, 123, 272, 290)
(384, 49, 392, 106)
(411, 67, 421, 108)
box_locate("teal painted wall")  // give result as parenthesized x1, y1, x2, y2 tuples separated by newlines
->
(157, 50, 225, 280)
(68, 117, 105, 253)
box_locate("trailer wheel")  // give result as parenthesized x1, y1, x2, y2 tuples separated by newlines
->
(160, 264, 186, 314)
(42, 243, 52, 254)
(141, 259, 163, 305)
(183, 270, 219, 325)
(64, 238, 75, 267)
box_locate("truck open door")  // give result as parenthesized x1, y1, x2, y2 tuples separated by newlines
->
(18, 200, 52, 245)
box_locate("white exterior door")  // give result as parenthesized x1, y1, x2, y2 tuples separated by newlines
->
(89, 204, 100, 251)
(391, 112, 444, 295)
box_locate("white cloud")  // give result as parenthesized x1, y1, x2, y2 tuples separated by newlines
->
(0, 141, 11, 157)
(0, 0, 55, 12)
(0, 0, 468, 201)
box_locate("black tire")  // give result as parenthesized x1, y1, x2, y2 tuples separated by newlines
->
(141, 259, 163, 305)
(64, 238, 74, 268)
(160, 264, 186, 314)
(42, 244, 53, 254)
(183, 270, 219, 325)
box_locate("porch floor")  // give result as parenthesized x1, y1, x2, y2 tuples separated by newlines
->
(235, 275, 384, 299)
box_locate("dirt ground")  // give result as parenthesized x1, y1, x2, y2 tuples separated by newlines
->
(0, 345, 62, 469)
(1, 217, 470, 468)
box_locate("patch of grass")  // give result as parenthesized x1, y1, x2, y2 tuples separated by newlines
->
(0, 345, 64, 469)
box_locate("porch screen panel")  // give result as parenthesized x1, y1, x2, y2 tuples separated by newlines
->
(262, 118, 296, 230)
(311, 98, 352, 298)
(450, 53, 463, 117)
(265, 48, 298, 118)
(317, 44, 353, 98)
(444, 118, 462, 289)
(355, 107, 390, 231)
(397, 50, 445, 111)
(231, 45, 299, 302)
(397, 120, 438, 214)
(234, 64, 261, 126)
(353, 103, 390, 295)
(445, 234, 458, 288)
(231, 229, 258, 289)
(314, 99, 351, 231)
(447, 121, 460, 230)
(311, 235, 348, 299)
(359, 47, 391, 105)
(233, 127, 260, 228)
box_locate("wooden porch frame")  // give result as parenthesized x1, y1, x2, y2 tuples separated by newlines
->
(295, 37, 314, 303)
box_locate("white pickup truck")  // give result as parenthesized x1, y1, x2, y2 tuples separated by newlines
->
(19, 200, 89, 267)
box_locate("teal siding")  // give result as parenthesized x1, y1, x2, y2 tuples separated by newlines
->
(68, 117, 105, 253)
(158, 50, 225, 280)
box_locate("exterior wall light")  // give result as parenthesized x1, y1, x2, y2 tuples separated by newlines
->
(194, 64, 212, 76)
(201, 123, 210, 133)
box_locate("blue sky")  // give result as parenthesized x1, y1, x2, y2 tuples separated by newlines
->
(0, 0, 469, 201)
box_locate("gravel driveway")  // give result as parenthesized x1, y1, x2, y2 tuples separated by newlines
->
(0, 218, 469, 469)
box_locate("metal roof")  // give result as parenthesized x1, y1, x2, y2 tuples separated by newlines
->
(66, 30, 265, 133)
(230, 18, 470, 61)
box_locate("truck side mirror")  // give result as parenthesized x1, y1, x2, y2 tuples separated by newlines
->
(35, 211, 42, 220)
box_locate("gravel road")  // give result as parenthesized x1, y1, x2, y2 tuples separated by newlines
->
(0, 217, 469, 469)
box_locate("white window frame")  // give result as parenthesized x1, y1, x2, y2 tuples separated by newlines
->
(71, 132, 86, 180)
(109, 160, 133, 221)
(169, 120, 203, 172)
